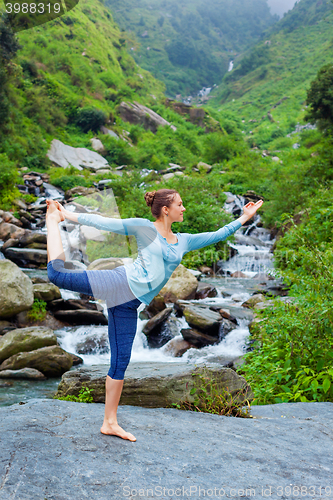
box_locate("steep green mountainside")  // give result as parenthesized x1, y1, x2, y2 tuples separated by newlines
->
(0, 0, 165, 163)
(208, 0, 333, 149)
(105, 0, 279, 96)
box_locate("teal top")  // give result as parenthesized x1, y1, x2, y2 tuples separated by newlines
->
(77, 214, 242, 305)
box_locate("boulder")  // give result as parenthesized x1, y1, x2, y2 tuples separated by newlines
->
(195, 283, 217, 300)
(76, 333, 109, 355)
(55, 361, 253, 406)
(157, 264, 198, 303)
(0, 211, 23, 227)
(33, 283, 62, 302)
(181, 328, 220, 347)
(162, 337, 194, 357)
(65, 186, 99, 200)
(178, 302, 222, 337)
(47, 298, 98, 312)
(0, 326, 57, 364)
(0, 222, 25, 241)
(142, 308, 174, 348)
(0, 368, 46, 380)
(54, 310, 108, 325)
(0, 260, 34, 318)
(197, 161, 212, 173)
(3, 247, 47, 267)
(144, 295, 166, 318)
(119, 101, 177, 133)
(241, 294, 266, 309)
(47, 139, 109, 171)
(14, 311, 66, 330)
(0, 345, 73, 377)
(68, 353, 84, 366)
(90, 138, 105, 153)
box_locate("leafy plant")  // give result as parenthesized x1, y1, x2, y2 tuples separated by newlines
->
(56, 386, 94, 403)
(27, 299, 47, 322)
(169, 368, 252, 417)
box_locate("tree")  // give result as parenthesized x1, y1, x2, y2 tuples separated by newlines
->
(305, 64, 333, 134)
(0, 14, 21, 128)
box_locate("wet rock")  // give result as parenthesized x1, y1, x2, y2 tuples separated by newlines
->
(142, 308, 173, 348)
(195, 283, 217, 300)
(157, 264, 198, 303)
(178, 302, 222, 337)
(181, 328, 220, 347)
(55, 362, 253, 406)
(47, 298, 99, 312)
(54, 310, 108, 325)
(230, 271, 249, 278)
(242, 294, 266, 309)
(3, 247, 47, 267)
(162, 337, 194, 357)
(69, 353, 84, 366)
(0, 260, 34, 318)
(0, 326, 57, 364)
(33, 283, 61, 302)
(0, 345, 73, 377)
(76, 334, 109, 355)
(14, 311, 66, 330)
(198, 265, 214, 275)
(143, 295, 166, 318)
(0, 367, 46, 380)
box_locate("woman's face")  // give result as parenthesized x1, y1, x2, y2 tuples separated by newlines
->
(166, 193, 186, 222)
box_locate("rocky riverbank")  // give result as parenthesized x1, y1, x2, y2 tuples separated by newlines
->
(0, 399, 332, 499)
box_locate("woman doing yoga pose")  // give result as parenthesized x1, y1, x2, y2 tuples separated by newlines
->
(46, 189, 263, 441)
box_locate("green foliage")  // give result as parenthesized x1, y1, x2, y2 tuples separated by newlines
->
(75, 107, 107, 133)
(305, 63, 333, 133)
(0, 153, 19, 209)
(169, 368, 252, 417)
(0, 14, 21, 128)
(238, 187, 333, 404)
(56, 386, 94, 403)
(27, 299, 47, 322)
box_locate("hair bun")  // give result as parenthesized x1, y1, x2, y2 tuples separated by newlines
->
(144, 191, 156, 207)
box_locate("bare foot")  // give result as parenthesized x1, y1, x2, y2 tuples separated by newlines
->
(100, 421, 136, 441)
(46, 199, 65, 223)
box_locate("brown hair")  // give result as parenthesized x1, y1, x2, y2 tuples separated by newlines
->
(144, 189, 178, 219)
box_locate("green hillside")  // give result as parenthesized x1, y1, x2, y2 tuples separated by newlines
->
(208, 0, 333, 149)
(0, 0, 165, 166)
(105, 0, 279, 96)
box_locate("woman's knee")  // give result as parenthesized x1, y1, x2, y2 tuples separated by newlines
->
(47, 259, 65, 287)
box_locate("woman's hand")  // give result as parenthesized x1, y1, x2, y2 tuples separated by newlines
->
(242, 199, 264, 220)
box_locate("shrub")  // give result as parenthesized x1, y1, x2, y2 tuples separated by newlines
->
(75, 107, 107, 133)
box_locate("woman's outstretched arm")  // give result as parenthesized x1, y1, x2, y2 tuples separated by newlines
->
(184, 199, 263, 253)
(53, 201, 151, 236)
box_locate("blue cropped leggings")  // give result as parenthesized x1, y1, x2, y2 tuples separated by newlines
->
(47, 259, 141, 380)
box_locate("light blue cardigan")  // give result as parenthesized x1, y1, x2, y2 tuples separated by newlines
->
(77, 214, 242, 305)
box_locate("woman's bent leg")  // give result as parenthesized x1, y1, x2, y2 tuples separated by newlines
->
(47, 259, 93, 296)
(101, 298, 141, 441)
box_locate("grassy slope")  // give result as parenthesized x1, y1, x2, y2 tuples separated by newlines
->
(105, 0, 278, 96)
(208, 0, 333, 145)
(1, 0, 165, 162)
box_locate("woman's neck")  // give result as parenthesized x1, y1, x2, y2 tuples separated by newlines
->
(153, 218, 173, 235)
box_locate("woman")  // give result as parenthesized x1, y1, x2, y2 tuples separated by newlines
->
(46, 189, 263, 441)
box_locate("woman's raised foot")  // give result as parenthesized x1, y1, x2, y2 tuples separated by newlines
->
(100, 421, 136, 441)
(46, 199, 65, 223)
